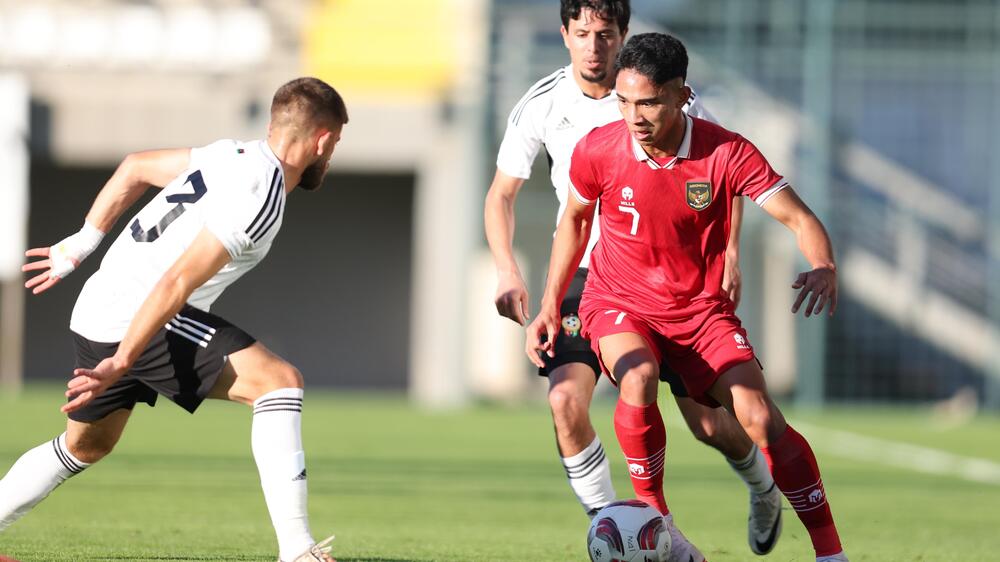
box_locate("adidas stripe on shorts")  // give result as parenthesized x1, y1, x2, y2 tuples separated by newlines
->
(68, 304, 256, 422)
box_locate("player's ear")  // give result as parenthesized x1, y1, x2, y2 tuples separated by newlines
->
(315, 130, 333, 156)
(561, 25, 570, 49)
(677, 83, 691, 109)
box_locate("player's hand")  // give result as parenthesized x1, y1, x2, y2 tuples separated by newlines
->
(22, 223, 105, 295)
(22, 247, 70, 295)
(62, 356, 129, 414)
(722, 249, 742, 309)
(791, 266, 837, 317)
(525, 305, 560, 369)
(495, 270, 530, 325)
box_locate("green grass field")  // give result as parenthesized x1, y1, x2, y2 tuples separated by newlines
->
(1, 385, 999, 561)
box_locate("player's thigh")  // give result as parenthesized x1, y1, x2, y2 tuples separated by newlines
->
(207, 342, 303, 405)
(597, 332, 659, 404)
(65, 408, 132, 463)
(706, 360, 786, 442)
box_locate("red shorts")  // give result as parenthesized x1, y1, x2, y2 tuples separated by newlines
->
(579, 298, 756, 406)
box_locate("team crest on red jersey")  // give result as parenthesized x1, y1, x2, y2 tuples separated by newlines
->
(686, 181, 712, 211)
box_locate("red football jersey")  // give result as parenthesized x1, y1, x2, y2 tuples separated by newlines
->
(569, 115, 787, 319)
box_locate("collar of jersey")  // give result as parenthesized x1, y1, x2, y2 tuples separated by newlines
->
(630, 113, 692, 170)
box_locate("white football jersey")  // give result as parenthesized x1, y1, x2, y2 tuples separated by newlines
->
(71, 139, 286, 342)
(495, 64, 716, 267)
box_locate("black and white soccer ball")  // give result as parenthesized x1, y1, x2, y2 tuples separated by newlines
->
(587, 500, 671, 562)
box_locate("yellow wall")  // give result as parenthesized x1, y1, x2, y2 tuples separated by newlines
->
(304, 0, 460, 99)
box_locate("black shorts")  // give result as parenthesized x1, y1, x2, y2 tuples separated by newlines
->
(69, 305, 257, 423)
(538, 268, 690, 397)
(538, 268, 602, 378)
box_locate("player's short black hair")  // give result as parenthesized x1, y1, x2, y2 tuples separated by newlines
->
(614, 33, 688, 86)
(271, 77, 349, 130)
(560, 0, 630, 34)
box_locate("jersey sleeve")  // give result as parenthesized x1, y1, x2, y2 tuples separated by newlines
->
(567, 134, 600, 205)
(728, 135, 788, 207)
(199, 147, 281, 259)
(683, 86, 719, 125)
(495, 89, 547, 179)
(189, 139, 239, 171)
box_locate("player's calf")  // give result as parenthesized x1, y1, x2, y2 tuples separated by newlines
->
(0, 433, 92, 531)
(613, 398, 669, 515)
(676, 396, 781, 554)
(0, 408, 130, 530)
(66, 424, 124, 464)
(762, 425, 843, 557)
(548, 364, 616, 516)
(220, 345, 318, 560)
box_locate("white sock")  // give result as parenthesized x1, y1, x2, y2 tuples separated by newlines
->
(727, 444, 775, 495)
(0, 433, 90, 531)
(561, 436, 616, 515)
(252, 388, 314, 561)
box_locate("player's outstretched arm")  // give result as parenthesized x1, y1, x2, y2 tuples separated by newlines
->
(723, 196, 745, 308)
(525, 196, 595, 368)
(21, 149, 192, 295)
(484, 169, 530, 324)
(85, 148, 193, 233)
(62, 227, 231, 413)
(759, 187, 838, 317)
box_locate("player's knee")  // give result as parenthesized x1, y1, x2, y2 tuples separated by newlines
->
(548, 385, 588, 426)
(271, 361, 304, 390)
(616, 362, 659, 398)
(622, 363, 658, 383)
(737, 401, 774, 442)
(66, 434, 116, 464)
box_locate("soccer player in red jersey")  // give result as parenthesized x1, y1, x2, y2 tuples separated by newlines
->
(486, 2, 781, 557)
(526, 33, 848, 562)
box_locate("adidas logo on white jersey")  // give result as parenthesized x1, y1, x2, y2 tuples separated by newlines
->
(555, 116, 573, 130)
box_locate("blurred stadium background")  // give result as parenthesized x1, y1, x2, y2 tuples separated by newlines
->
(1, 1, 999, 560)
(0, 0, 997, 413)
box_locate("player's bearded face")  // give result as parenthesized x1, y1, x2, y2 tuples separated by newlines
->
(562, 9, 624, 85)
(297, 158, 328, 191)
(298, 126, 341, 191)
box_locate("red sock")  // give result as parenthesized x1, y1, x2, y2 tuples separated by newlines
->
(762, 425, 842, 557)
(613, 399, 669, 515)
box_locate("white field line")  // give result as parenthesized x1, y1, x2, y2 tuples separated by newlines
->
(661, 416, 1000, 486)
(792, 421, 1000, 486)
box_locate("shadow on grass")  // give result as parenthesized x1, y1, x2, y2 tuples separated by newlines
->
(88, 555, 429, 562)
(80, 555, 274, 562)
(337, 559, 427, 562)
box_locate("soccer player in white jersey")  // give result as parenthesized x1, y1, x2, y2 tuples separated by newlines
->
(484, 1, 782, 558)
(0, 78, 344, 562)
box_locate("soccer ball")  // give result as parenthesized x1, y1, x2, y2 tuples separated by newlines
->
(587, 500, 671, 562)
